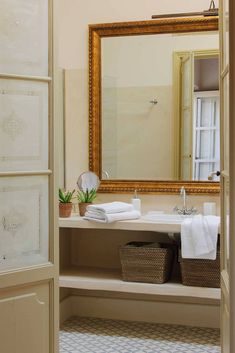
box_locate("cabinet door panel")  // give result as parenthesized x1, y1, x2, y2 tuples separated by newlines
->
(0, 176, 49, 271)
(0, 0, 48, 76)
(0, 283, 50, 353)
(0, 79, 49, 171)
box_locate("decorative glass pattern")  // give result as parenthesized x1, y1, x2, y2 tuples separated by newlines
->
(222, 0, 229, 69)
(0, 0, 48, 76)
(0, 176, 49, 270)
(0, 79, 48, 171)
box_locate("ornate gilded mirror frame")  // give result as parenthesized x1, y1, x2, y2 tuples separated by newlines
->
(89, 17, 219, 194)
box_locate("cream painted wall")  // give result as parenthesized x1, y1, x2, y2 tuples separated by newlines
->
(59, 0, 219, 70)
(59, 0, 219, 208)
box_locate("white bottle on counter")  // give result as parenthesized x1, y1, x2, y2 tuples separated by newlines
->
(132, 190, 141, 214)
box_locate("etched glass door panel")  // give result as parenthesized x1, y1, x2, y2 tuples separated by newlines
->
(0, 79, 48, 171)
(0, 176, 49, 270)
(222, 0, 229, 69)
(0, 0, 48, 76)
(0, 0, 58, 350)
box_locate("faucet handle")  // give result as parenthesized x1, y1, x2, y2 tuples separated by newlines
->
(188, 207, 198, 215)
(173, 205, 198, 216)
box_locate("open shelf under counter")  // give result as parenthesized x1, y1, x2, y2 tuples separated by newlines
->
(59, 215, 182, 233)
(59, 266, 221, 304)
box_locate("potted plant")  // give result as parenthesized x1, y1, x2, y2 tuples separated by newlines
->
(59, 188, 75, 218)
(77, 188, 97, 216)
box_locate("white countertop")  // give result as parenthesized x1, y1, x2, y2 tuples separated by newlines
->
(59, 215, 182, 233)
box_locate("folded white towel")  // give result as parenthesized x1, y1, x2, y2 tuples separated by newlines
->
(181, 215, 220, 260)
(84, 210, 141, 223)
(87, 202, 134, 214)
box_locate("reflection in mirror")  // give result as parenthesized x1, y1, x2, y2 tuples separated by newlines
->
(77, 171, 100, 191)
(101, 31, 219, 182)
(176, 51, 219, 181)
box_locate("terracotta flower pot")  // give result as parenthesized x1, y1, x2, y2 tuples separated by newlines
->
(59, 202, 73, 218)
(79, 202, 92, 217)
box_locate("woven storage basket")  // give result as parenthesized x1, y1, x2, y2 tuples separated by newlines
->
(119, 242, 173, 284)
(179, 250, 220, 288)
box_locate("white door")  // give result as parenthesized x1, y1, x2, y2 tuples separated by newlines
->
(220, 0, 232, 352)
(0, 1, 59, 353)
(193, 91, 220, 181)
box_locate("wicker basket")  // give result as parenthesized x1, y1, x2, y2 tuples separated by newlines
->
(119, 242, 173, 284)
(179, 250, 220, 288)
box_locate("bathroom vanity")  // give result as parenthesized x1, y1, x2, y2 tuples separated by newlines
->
(59, 216, 220, 328)
(59, 14, 222, 331)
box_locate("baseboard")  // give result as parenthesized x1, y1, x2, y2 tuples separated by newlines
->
(66, 295, 220, 328)
(60, 296, 72, 325)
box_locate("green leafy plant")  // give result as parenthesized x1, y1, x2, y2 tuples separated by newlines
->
(77, 188, 97, 203)
(59, 188, 75, 203)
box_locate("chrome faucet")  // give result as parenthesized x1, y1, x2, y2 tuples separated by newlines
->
(173, 187, 197, 215)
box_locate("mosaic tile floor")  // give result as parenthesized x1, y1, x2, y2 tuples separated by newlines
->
(60, 317, 220, 353)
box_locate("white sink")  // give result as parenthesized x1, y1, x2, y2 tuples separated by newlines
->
(142, 213, 193, 224)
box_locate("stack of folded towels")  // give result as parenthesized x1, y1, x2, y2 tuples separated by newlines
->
(181, 215, 220, 260)
(84, 202, 140, 223)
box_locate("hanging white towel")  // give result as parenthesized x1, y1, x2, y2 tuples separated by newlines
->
(86, 202, 134, 214)
(181, 215, 220, 260)
(84, 210, 140, 223)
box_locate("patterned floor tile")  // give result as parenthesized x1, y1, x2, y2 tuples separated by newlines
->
(60, 317, 220, 353)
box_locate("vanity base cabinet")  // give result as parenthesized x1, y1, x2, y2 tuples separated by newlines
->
(59, 227, 220, 328)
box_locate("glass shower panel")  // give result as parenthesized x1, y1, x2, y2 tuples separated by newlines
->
(0, 176, 49, 271)
(0, 0, 48, 76)
(0, 79, 48, 172)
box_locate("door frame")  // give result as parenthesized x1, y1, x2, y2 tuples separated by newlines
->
(229, 0, 235, 349)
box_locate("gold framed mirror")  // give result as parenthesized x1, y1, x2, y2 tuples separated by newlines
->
(89, 17, 219, 194)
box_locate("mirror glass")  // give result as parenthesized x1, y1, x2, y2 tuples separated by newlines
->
(101, 31, 219, 182)
(77, 171, 100, 191)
